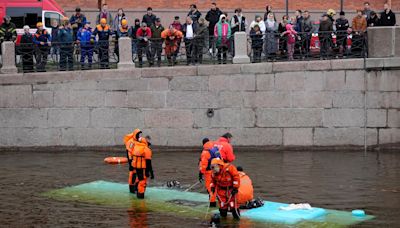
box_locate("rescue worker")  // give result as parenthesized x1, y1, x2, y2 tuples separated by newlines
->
(114, 19, 129, 57)
(213, 133, 235, 163)
(210, 158, 240, 219)
(161, 25, 183, 66)
(0, 16, 17, 49)
(199, 138, 221, 207)
(91, 18, 111, 69)
(236, 166, 254, 206)
(33, 22, 52, 72)
(124, 129, 154, 199)
(77, 22, 93, 70)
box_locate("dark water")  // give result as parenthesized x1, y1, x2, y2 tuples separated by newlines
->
(0, 150, 399, 227)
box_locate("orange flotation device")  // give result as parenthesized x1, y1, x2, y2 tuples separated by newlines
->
(104, 157, 128, 164)
(237, 171, 254, 205)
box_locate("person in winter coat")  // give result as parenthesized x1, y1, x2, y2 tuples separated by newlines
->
(380, 3, 396, 26)
(250, 24, 263, 63)
(206, 3, 222, 51)
(91, 18, 112, 69)
(188, 4, 202, 23)
(57, 20, 74, 71)
(112, 8, 127, 32)
(195, 18, 208, 64)
(301, 11, 314, 55)
(70, 7, 87, 40)
(96, 4, 113, 28)
(214, 14, 231, 64)
(250, 15, 266, 34)
(182, 17, 198, 65)
(352, 10, 367, 33)
(0, 15, 17, 43)
(319, 13, 333, 59)
(128, 19, 141, 55)
(367, 11, 380, 27)
(161, 25, 183, 66)
(294, 9, 303, 32)
(77, 22, 93, 69)
(278, 15, 289, 54)
(33, 22, 52, 72)
(282, 23, 297, 61)
(150, 18, 164, 67)
(142, 7, 157, 27)
(264, 13, 279, 60)
(336, 11, 350, 55)
(136, 22, 152, 67)
(50, 19, 60, 57)
(20, 25, 34, 73)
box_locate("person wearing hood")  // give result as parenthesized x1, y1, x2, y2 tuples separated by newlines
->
(264, 13, 279, 60)
(20, 25, 34, 73)
(213, 133, 235, 163)
(281, 23, 297, 61)
(367, 11, 380, 27)
(112, 8, 127, 32)
(195, 18, 208, 64)
(319, 13, 333, 59)
(380, 3, 396, 26)
(129, 19, 141, 56)
(77, 21, 93, 70)
(206, 3, 222, 52)
(250, 15, 266, 34)
(161, 25, 183, 66)
(210, 158, 241, 219)
(199, 138, 220, 207)
(214, 14, 231, 64)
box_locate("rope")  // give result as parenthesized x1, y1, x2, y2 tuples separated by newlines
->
(184, 181, 200, 192)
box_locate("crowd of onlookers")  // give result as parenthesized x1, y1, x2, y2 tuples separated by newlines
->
(0, 2, 397, 72)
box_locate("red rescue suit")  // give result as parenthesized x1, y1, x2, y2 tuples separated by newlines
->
(213, 137, 235, 163)
(125, 129, 142, 191)
(211, 163, 240, 210)
(237, 171, 254, 205)
(199, 141, 217, 204)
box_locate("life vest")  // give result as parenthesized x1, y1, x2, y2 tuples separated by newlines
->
(237, 171, 254, 205)
(132, 141, 147, 169)
(207, 147, 221, 170)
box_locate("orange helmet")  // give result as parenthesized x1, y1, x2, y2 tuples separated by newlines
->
(100, 18, 107, 24)
(121, 19, 128, 26)
(211, 158, 224, 166)
(36, 22, 43, 28)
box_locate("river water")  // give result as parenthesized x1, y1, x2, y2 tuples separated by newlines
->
(0, 149, 399, 227)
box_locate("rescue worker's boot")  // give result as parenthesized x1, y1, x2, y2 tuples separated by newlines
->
(209, 202, 217, 207)
(219, 209, 228, 218)
(231, 208, 240, 220)
(137, 192, 145, 199)
(129, 185, 137, 194)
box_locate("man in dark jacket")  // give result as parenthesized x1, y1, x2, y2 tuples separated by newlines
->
(0, 16, 17, 43)
(58, 20, 75, 71)
(33, 22, 52, 72)
(367, 11, 380, 27)
(205, 3, 222, 50)
(294, 10, 303, 32)
(182, 16, 198, 65)
(300, 11, 314, 55)
(188, 4, 202, 23)
(335, 11, 349, 53)
(70, 7, 87, 40)
(319, 13, 333, 59)
(20, 25, 34, 73)
(142, 7, 157, 27)
(150, 18, 164, 67)
(380, 3, 396, 26)
(195, 18, 208, 64)
(129, 19, 141, 55)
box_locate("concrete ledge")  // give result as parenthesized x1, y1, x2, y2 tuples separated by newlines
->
(272, 61, 307, 72)
(331, 59, 364, 70)
(366, 57, 400, 69)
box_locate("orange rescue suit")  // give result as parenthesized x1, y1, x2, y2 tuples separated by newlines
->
(237, 171, 254, 205)
(211, 163, 240, 209)
(199, 141, 217, 203)
(214, 137, 235, 163)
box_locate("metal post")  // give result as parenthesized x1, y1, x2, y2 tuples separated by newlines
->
(340, 0, 344, 12)
(286, 0, 289, 16)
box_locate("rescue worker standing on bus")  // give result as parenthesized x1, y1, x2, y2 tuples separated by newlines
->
(236, 166, 254, 207)
(210, 158, 241, 219)
(33, 22, 51, 72)
(199, 138, 221, 207)
(91, 18, 111, 69)
(214, 133, 235, 163)
(124, 129, 154, 199)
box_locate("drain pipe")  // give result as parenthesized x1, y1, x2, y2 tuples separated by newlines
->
(363, 51, 368, 156)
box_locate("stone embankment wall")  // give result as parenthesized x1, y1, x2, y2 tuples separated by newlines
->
(0, 59, 399, 147)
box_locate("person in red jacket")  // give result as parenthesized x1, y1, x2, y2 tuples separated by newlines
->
(210, 158, 240, 219)
(213, 133, 235, 163)
(136, 22, 152, 67)
(199, 138, 221, 207)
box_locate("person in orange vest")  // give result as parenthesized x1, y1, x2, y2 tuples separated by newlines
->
(213, 133, 235, 163)
(210, 158, 241, 219)
(236, 166, 254, 206)
(124, 129, 142, 194)
(199, 138, 221, 207)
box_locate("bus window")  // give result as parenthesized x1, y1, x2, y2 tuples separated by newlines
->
(25, 13, 40, 28)
(44, 12, 61, 28)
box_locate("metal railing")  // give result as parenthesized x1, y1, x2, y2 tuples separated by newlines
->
(247, 31, 367, 62)
(15, 40, 119, 73)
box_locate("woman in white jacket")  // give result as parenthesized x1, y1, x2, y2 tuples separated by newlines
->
(249, 15, 266, 34)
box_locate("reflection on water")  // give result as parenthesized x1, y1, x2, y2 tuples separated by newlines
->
(0, 150, 399, 227)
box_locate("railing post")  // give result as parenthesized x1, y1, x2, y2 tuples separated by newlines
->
(1, 41, 18, 74)
(117, 37, 135, 69)
(232, 32, 250, 64)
